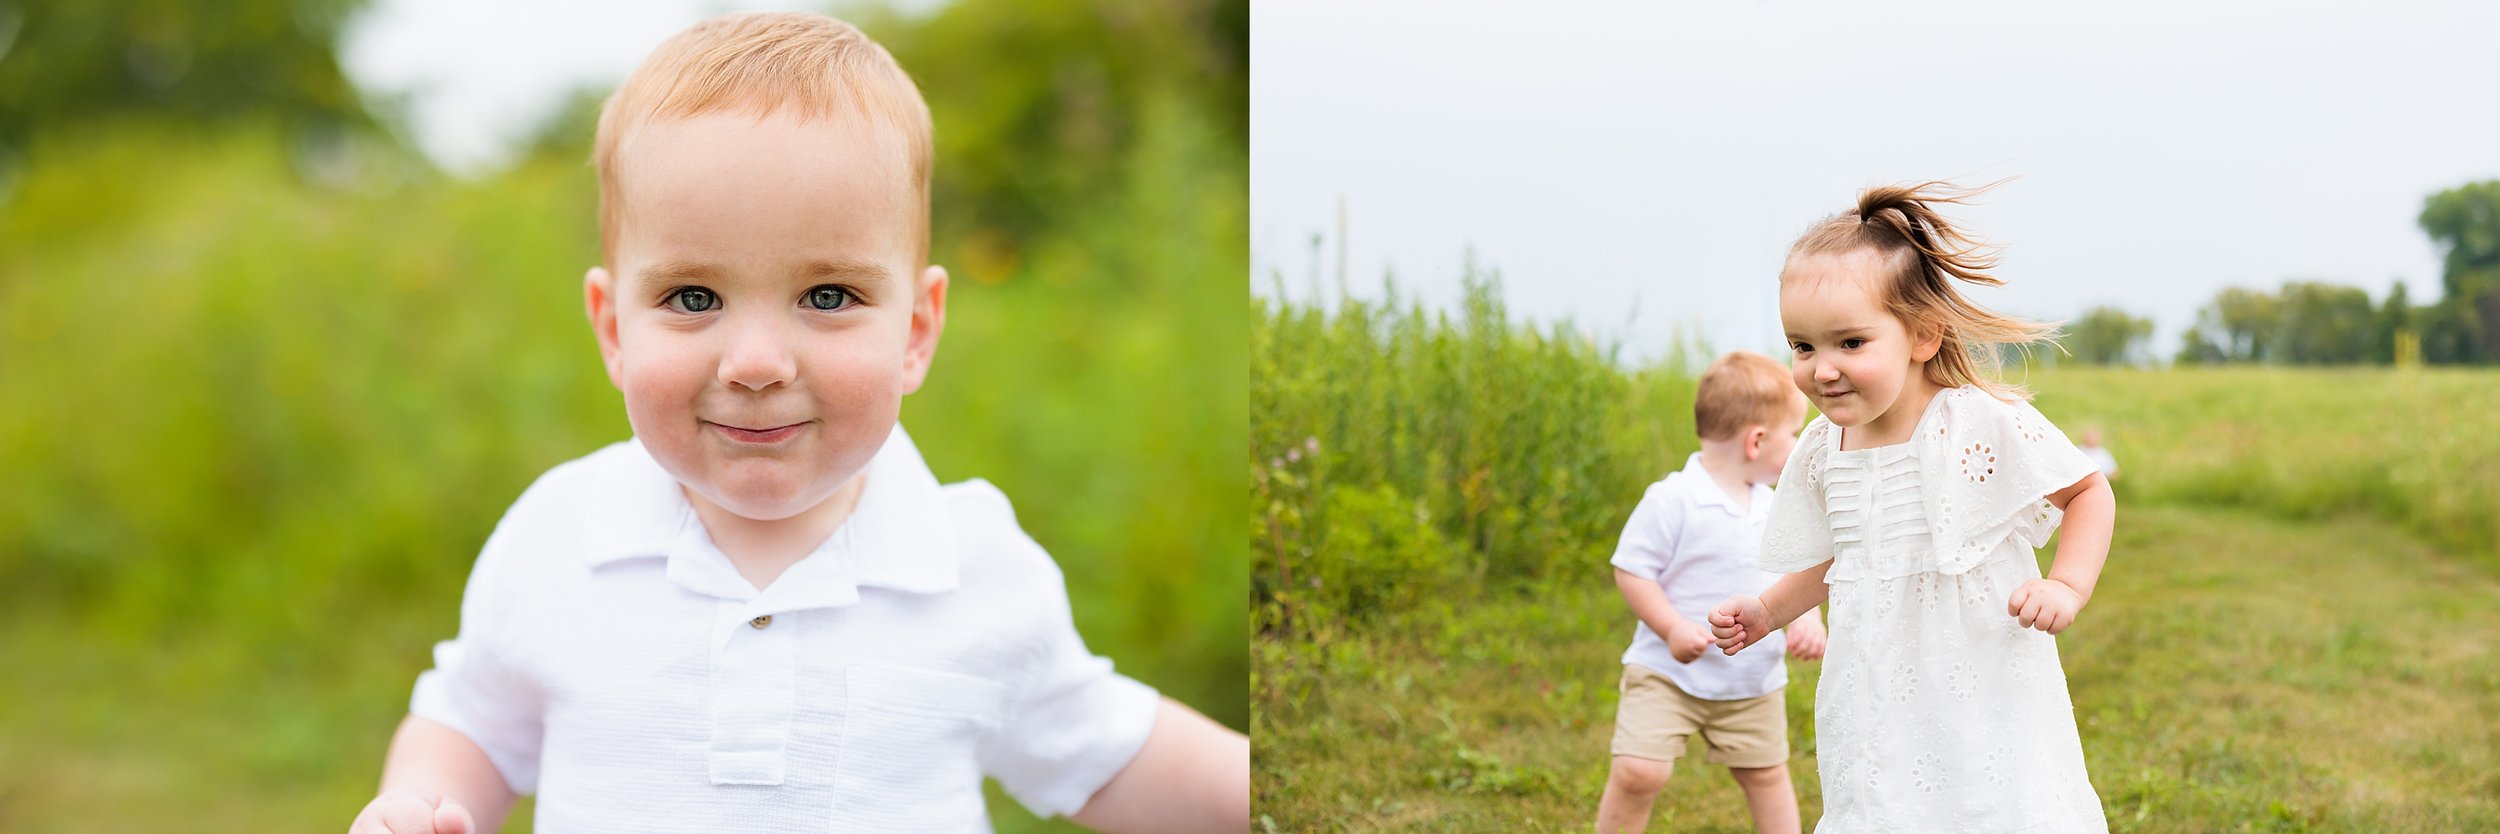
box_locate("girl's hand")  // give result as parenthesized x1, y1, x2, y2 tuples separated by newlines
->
(1667, 620, 1714, 663)
(2007, 578, 2085, 635)
(1708, 596, 1771, 656)
(1786, 613, 1827, 661)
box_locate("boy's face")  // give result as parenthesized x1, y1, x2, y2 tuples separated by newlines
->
(1748, 394, 1809, 484)
(585, 111, 945, 521)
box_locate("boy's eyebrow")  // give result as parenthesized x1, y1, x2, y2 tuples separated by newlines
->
(638, 257, 893, 284)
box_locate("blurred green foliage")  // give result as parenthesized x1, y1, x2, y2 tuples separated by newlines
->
(1251, 262, 1702, 637)
(0, 0, 1243, 830)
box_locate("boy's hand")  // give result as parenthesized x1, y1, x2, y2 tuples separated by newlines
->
(349, 790, 475, 834)
(1666, 620, 1714, 664)
(1707, 596, 1772, 656)
(2007, 578, 2084, 635)
(1785, 614, 1827, 661)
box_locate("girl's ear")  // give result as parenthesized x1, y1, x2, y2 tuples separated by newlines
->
(1911, 321, 1945, 363)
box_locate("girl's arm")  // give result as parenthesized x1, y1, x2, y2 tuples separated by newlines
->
(1710, 560, 1833, 655)
(2043, 471, 2115, 603)
(1759, 561, 1834, 630)
(2008, 471, 2114, 634)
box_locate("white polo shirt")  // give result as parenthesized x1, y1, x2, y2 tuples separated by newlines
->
(1609, 454, 1789, 701)
(408, 424, 1160, 832)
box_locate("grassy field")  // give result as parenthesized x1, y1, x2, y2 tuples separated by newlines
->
(1253, 503, 2500, 831)
(1251, 284, 2500, 830)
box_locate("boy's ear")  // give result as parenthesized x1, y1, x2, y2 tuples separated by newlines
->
(898, 264, 949, 395)
(1744, 425, 1768, 461)
(584, 266, 624, 389)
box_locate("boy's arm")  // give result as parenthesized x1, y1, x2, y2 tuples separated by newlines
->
(352, 715, 519, 834)
(1613, 568, 1711, 662)
(1068, 698, 1248, 834)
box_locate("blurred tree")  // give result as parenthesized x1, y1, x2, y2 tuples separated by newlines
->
(2273, 281, 2376, 364)
(2418, 180, 2500, 364)
(2064, 305, 2154, 365)
(2373, 280, 2413, 364)
(0, 0, 374, 165)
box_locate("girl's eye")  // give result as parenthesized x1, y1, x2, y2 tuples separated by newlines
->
(668, 288, 717, 313)
(803, 285, 855, 311)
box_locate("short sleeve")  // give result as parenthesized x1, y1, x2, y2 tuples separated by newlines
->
(1929, 390, 2102, 565)
(1607, 483, 1684, 578)
(1759, 418, 1837, 573)
(408, 523, 547, 795)
(976, 576, 1161, 818)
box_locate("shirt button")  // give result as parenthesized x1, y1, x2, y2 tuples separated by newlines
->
(749, 615, 774, 629)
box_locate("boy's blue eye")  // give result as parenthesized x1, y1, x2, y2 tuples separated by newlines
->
(1791, 343, 1812, 354)
(804, 285, 854, 311)
(1842, 338, 1866, 349)
(669, 288, 717, 313)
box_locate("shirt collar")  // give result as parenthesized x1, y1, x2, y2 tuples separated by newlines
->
(579, 423, 961, 611)
(1677, 452, 1765, 517)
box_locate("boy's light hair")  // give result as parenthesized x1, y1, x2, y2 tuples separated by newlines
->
(593, 12, 934, 267)
(1694, 351, 1800, 442)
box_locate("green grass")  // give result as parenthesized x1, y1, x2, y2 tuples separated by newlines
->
(1253, 505, 2500, 832)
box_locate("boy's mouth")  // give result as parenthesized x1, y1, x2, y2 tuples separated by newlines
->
(709, 421, 809, 444)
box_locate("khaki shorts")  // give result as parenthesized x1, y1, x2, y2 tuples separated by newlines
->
(1609, 664, 1789, 768)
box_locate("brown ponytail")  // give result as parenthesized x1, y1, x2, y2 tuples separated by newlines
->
(1782, 180, 2057, 401)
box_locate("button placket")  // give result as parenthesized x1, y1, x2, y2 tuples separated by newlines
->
(708, 600, 797, 785)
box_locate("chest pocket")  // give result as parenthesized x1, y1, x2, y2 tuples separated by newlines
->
(830, 664, 1006, 832)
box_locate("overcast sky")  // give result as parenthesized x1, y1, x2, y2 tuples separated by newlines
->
(1251, 0, 2500, 364)
(339, 0, 931, 175)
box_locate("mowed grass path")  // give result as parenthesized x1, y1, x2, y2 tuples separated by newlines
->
(1253, 504, 2500, 832)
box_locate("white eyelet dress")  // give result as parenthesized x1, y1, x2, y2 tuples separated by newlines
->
(1759, 386, 2108, 833)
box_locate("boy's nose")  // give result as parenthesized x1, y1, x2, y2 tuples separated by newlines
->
(718, 327, 797, 392)
(1813, 361, 1840, 382)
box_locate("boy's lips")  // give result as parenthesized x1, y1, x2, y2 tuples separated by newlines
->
(708, 420, 809, 444)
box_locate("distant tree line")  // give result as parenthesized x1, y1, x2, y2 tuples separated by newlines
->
(2057, 180, 2500, 367)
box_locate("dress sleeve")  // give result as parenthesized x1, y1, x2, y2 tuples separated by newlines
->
(1758, 418, 1836, 574)
(1929, 390, 2102, 570)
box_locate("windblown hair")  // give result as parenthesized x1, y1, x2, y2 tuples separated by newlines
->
(592, 12, 934, 266)
(1782, 180, 2057, 400)
(1694, 351, 1804, 442)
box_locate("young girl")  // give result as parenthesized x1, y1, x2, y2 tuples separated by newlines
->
(1709, 182, 2115, 832)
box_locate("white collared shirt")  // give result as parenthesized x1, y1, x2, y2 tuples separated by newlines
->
(1609, 453, 1789, 700)
(409, 425, 1159, 832)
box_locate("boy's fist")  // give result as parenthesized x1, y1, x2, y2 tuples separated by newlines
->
(1786, 613, 1827, 661)
(2007, 578, 2084, 635)
(1666, 620, 1713, 663)
(349, 791, 475, 834)
(1708, 596, 1771, 656)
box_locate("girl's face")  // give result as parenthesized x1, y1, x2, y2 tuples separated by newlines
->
(1780, 250, 1942, 436)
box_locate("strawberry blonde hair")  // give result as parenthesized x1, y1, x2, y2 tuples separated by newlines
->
(592, 12, 934, 267)
(1694, 351, 1803, 441)
(1781, 181, 2057, 401)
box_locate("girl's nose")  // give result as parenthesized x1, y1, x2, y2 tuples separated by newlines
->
(718, 322, 797, 392)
